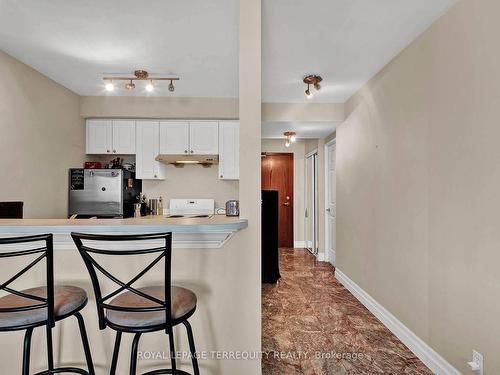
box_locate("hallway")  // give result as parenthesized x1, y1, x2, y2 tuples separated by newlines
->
(262, 249, 432, 375)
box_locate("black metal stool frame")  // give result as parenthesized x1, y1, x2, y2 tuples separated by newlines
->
(71, 232, 200, 375)
(0, 233, 95, 375)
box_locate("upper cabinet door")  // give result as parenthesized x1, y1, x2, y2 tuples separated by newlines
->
(218, 122, 240, 180)
(159, 121, 190, 155)
(189, 121, 219, 154)
(86, 120, 112, 154)
(135, 121, 165, 180)
(112, 120, 136, 154)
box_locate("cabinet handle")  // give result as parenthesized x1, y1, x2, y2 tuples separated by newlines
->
(107, 149, 110, 153)
(154, 174, 157, 178)
(184, 150, 188, 153)
(190, 150, 194, 154)
(113, 150, 116, 153)
(220, 175, 223, 178)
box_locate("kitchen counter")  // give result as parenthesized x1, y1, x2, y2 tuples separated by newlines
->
(0, 215, 248, 248)
(0, 215, 251, 373)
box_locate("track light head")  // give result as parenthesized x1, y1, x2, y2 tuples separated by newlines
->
(145, 80, 155, 92)
(125, 80, 135, 91)
(305, 85, 313, 98)
(105, 81, 114, 92)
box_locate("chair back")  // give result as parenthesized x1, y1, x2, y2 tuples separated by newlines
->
(71, 232, 173, 330)
(0, 234, 54, 330)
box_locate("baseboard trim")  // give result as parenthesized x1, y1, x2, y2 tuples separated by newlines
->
(335, 269, 460, 375)
(294, 241, 306, 248)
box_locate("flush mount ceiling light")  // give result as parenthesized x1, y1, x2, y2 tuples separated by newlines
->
(103, 70, 179, 92)
(284, 131, 297, 147)
(303, 74, 322, 99)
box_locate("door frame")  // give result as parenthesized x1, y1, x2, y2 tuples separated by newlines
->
(304, 149, 319, 256)
(261, 152, 294, 248)
(324, 139, 336, 265)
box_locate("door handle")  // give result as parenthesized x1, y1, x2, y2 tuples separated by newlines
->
(326, 208, 331, 212)
(283, 202, 290, 206)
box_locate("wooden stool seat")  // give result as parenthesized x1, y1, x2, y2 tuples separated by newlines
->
(106, 286, 196, 328)
(0, 285, 87, 329)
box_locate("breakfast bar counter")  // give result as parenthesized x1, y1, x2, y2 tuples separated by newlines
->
(0, 215, 248, 248)
(0, 216, 252, 374)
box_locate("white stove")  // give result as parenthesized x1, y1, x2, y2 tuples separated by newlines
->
(167, 199, 215, 218)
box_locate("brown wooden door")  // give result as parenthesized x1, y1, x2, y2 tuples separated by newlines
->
(261, 153, 294, 247)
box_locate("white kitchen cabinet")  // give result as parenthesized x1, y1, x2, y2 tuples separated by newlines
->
(86, 119, 135, 154)
(159, 121, 190, 154)
(112, 120, 136, 154)
(218, 122, 239, 180)
(86, 120, 112, 154)
(135, 121, 166, 180)
(189, 121, 219, 154)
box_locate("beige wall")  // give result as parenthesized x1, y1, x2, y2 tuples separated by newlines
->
(142, 166, 238, 211)
(262, 102, 344, 122)
(0, 50, 84, 218)
(237, 0, 262, 373)
(80, 96, 239, 119)
(337, 0, 500, 373)
(262, 139, 306, 243)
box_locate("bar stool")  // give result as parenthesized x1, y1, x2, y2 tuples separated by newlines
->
(0, 234, 94, 375)
(71, 232, 200, 375)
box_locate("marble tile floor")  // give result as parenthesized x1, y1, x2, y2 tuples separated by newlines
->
(262, 248, 432, 375)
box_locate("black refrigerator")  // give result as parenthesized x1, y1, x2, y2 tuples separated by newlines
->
(262, 190, 281, 283)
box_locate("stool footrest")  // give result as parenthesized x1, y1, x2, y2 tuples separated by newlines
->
(143, 369, 193, 375)
(34, 367, 91, 375)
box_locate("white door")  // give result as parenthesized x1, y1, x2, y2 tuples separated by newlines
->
(159, 121, 190, 155)
(325, 141, 336, 265)
(135, 121, 165, 180)
(86, 120, 112, 154)
(112, 120, 136, 154)
(189, 121, 219, 154)
(218, 122, 239, 180)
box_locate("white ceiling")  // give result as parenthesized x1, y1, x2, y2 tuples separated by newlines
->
(263, 0, 455, 102)
(0, 0, 239, 98)
(262, 121, 337, 139)
(0, 0, 455, 102)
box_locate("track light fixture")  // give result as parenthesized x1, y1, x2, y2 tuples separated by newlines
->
(284, 131, 297, 147)
(103, 70, 179, 92)
(303, 75, 322, 98)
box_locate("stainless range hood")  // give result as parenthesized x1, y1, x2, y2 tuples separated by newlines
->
(155, 154, 219, 165)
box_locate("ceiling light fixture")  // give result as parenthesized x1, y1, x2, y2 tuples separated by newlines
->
(105, 81, 115, 92)
(303, 75, 322, 98)
(102, 70, 179, 92)
(125, 80, 135, 91)
(145, 80, 155, 92)
(284, 131, 297, 147)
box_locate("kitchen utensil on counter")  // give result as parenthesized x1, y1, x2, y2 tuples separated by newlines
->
(139, 193, 148, 216)
(148, 198, 159, 215)
(225, 200, 240, 216)
(134, 203, 142, 218)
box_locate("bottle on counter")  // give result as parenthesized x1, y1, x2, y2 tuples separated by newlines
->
(158, 196, 164, 216)
(139, 193, 148, 216)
